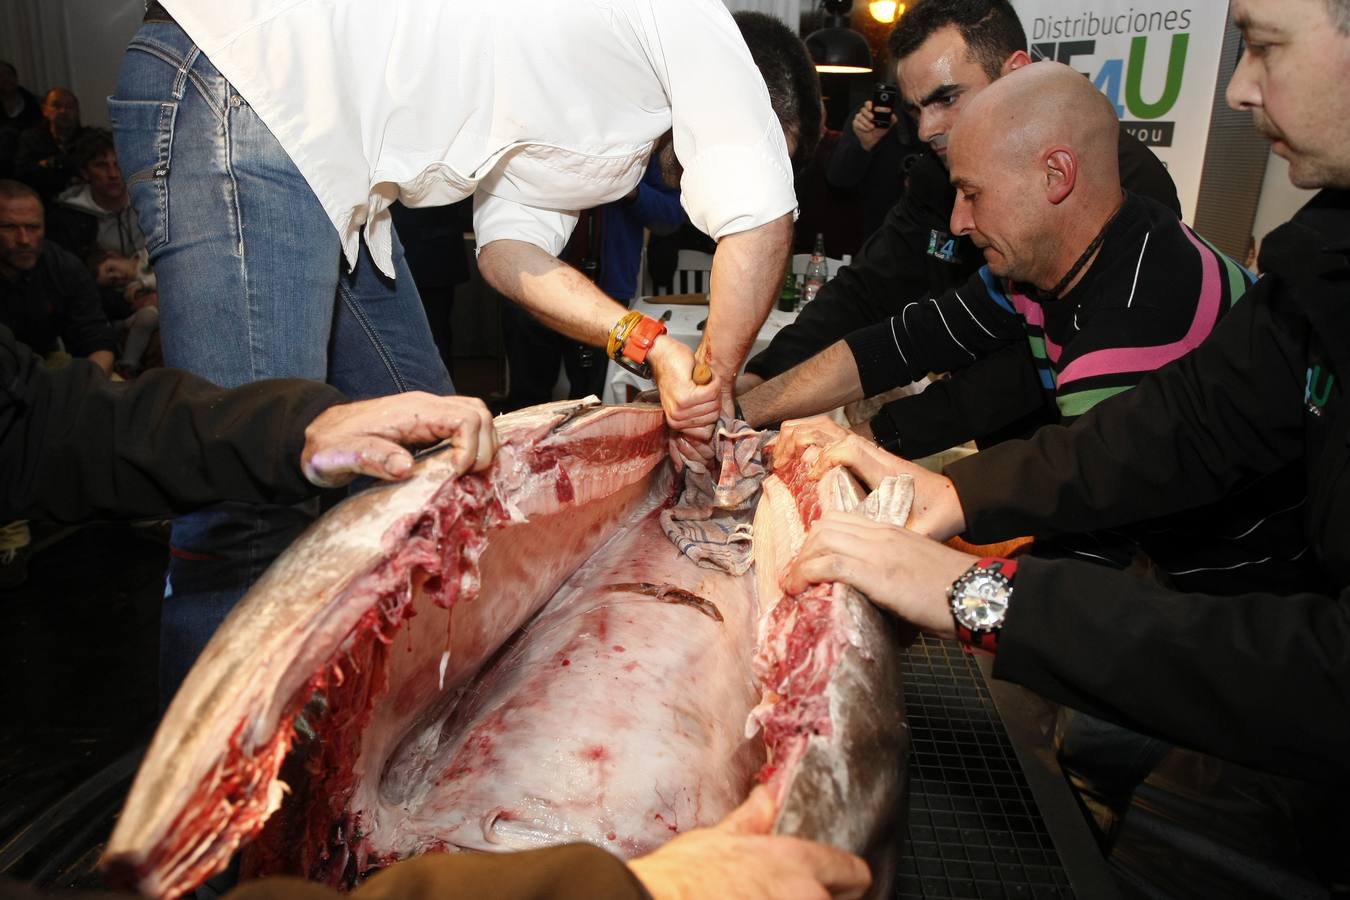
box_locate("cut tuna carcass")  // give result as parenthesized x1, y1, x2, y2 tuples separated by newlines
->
(751, 452, 912, 880)
(101, 400, 910, 898)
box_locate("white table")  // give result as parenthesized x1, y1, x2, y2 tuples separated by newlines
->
(603, 297, 799, 404)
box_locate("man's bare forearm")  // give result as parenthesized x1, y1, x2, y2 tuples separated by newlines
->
(738, 340, 865, 428)
(702, 214, 793, 385)
(477, 239, 625, 346)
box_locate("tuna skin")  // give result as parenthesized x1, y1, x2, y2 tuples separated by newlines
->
(102, 401, 910, 898)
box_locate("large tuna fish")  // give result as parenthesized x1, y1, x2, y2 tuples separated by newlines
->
(101, 399, 908, 898)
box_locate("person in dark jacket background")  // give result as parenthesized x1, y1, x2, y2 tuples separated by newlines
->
(825, 96, 922, 246)
(0, 61, 43, 180)
(12, 87, 90, 201)
(0, 179, 114, 375)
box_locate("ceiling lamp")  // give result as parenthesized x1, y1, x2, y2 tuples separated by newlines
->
(868, 1, 904, 24)
(806, 0, 873, 75)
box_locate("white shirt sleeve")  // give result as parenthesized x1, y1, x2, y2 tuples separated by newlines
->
(639, 0, 799, 240)
(473, 192, 580, 257)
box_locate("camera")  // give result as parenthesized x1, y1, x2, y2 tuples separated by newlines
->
(871, 83, 898, 128)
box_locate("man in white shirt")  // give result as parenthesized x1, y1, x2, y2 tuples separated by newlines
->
(109, 1, 818, 697)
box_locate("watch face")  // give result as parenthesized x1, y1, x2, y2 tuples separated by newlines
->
(953, 572, 1010, 630)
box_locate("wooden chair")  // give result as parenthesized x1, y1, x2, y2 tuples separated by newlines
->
(670, 249, 714, 295)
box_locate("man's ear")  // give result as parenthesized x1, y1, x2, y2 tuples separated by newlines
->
(1044, 148, 1076, 205)
(1002, 49, 1033, 76)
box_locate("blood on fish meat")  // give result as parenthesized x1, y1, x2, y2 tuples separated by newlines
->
(101, 400, 909, 899)
(751, 457, 911, 881)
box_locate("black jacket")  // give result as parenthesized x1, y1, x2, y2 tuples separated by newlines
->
(0, 241, 116, 358)
(12, 125, 91, 200)
(946, 190, 1350, 778)
(825, 105, 923, 244)
(0, 87, 42, 134)
(0, 324, 343, 522)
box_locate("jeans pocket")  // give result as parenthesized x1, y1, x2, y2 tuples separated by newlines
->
(108, 97, 178, 253)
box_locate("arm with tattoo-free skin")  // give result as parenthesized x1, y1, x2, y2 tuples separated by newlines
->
(738, 340, 864, 429)
(480, 214, 791, 458)
(699, 214, 794, 408)
(477, 238, 719, 440)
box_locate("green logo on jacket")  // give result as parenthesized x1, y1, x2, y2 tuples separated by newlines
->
(1305, 365, 1336, 417)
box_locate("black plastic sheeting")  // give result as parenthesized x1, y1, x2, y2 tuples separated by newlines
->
(0, 523, 163, 891)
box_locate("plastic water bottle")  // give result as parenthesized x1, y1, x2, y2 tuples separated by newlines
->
(802, 233, 828, 305)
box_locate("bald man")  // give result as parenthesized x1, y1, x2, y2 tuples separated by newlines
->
(742, 62, 1252, 459)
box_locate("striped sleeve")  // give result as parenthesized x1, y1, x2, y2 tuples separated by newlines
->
(844, 266, 1025, 398)
(1051, 225, 1257, 422)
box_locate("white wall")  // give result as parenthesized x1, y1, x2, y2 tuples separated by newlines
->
(0, 0, 143, 128)
(1251, 149, 1317, 253)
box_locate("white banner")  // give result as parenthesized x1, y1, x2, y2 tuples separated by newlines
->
(1011, 2, 1230, 223)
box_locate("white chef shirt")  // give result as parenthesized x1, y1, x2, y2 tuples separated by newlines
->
(161, 0, 798, 277)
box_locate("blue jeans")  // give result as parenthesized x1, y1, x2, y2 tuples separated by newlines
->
(110, 23, 455, 699)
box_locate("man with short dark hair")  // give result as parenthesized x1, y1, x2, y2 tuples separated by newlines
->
(0, 179, 114, 375)
(50, 129, 145, 263)
(0, 175, 116, 587)
(48, 128, 159, 378)
(13, 87, 89, 200)
(740, 0, 1179, 447)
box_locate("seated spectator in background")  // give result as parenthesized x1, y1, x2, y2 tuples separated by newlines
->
(505, 156, 686, 409)
(0, 61, 41, 134)
(49, 129, 145, 261)
(0, 61, 42, 179)
(0, 179, 115, 375)
(47, 128, 158, 378)
(792, 99, 865, 260)
(13, 88, 91, 201)
(826, 95, 923, 245)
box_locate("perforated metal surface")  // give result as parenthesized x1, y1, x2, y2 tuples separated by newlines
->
(896, 636, 1075, 899)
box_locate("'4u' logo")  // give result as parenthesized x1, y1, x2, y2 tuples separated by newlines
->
(928, 230, 960, 263)
(1306, 365, 1336, 417)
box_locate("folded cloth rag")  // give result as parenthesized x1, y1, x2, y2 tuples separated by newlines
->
(660, 419, 771, 575)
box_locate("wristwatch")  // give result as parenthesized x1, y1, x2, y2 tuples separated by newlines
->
(948, 557, 1017, 652)
(608, 312, 667, 380)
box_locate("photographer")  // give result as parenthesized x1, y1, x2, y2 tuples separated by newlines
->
(826, 85, 922, 242)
